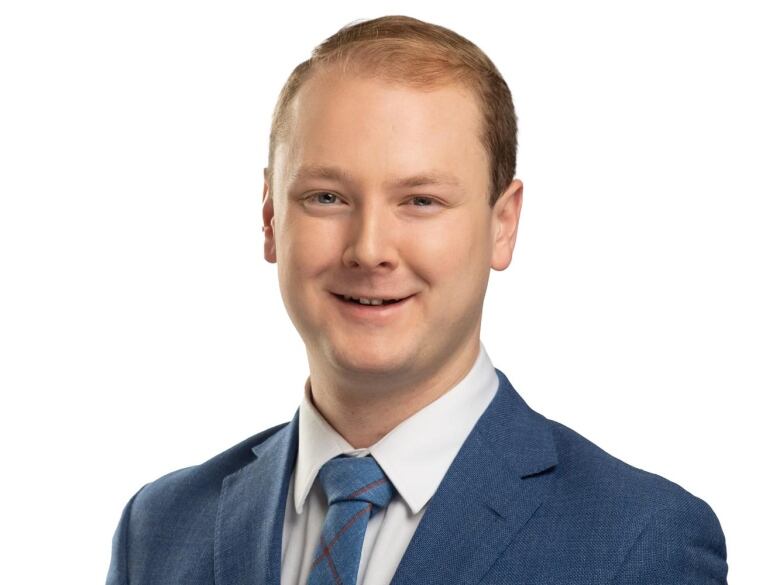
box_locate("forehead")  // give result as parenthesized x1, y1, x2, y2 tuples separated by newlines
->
(275, 68, 488, 190)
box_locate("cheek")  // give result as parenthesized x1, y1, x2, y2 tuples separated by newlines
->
(276, 218, 338, 293)
(403, 215, 489, 285)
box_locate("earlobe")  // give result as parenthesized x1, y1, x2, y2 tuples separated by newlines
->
(262, 179, 277, 264)
(491, 179, 523, 271)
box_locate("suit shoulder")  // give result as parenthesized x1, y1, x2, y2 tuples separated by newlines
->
(129, 421, 289, 519)
(540, 417, 727, 578)
(545, 417, 720, 518)
(539, 418, 728, 581)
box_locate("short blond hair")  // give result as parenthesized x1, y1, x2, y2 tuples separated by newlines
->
(267, 15, 517, 206)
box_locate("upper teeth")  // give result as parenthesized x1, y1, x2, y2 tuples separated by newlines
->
(342, 295, 399, 306)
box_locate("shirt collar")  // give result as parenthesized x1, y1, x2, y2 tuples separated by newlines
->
(294, 342, 499, 515)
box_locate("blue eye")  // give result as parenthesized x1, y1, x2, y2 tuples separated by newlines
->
(311, 192, 339, 204)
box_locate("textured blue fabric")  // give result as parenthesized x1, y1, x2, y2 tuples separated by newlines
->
(307, 455, 394, 585)
(106, 369, 728, 584)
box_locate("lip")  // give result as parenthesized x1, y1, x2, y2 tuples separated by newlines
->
(332, 291, 411, 301)
(329, 292, 415, 322)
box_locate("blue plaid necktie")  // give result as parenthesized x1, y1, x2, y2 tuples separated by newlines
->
(307, 454, 395, 585)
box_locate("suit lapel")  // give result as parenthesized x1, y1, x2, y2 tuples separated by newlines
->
(390, 369, 558, 585)
(214, 411, 299, 585)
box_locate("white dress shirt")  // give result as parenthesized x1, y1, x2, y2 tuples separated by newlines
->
(280, 342, 499, 585)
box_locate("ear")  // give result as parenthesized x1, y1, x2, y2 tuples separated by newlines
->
(262, 167, 277, 263)
(490, 179, 523, 271)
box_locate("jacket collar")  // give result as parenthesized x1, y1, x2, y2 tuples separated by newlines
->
(215, 368, 558, 585)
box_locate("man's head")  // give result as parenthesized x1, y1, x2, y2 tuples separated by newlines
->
(262, 16, 523, 392)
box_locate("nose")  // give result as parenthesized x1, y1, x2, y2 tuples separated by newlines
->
(342, 202, 398, 272)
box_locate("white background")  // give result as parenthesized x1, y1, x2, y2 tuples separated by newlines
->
(1, 1, 777, 583)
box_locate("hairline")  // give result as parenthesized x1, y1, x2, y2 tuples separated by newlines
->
(268, 64, 494, 206)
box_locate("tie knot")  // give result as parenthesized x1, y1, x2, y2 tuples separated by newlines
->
(317, 455, 394, 513)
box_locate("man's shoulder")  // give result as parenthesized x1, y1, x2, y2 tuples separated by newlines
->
(107, 421, 292, 582)
(542, 415, 723, 537)
(474, 390, 728, 580)
(128, 420, 290, 523)
(493, 373, 719, 522)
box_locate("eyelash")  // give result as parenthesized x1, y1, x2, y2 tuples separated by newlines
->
(306, 192, 439, 207)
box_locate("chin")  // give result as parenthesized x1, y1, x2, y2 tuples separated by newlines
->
(326, 341, 411, 377)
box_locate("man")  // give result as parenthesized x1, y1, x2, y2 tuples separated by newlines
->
(106, 15, 728, 585)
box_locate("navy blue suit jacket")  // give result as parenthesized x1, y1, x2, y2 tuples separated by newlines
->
(106, 369, 728, 584)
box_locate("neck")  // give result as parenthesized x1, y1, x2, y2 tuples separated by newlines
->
(307, 337, 481, 448)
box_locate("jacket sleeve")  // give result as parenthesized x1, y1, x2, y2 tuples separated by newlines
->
(105, 488, 144, 585)
(609, 496, 728, 584)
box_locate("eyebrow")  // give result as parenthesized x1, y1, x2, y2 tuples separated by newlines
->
(289, 164, 463, 190)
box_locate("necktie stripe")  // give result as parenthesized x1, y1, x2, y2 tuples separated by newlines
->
(307, 455, 394, 585)
(320, 533, 344, 585)
(347, 478, 387, 499)
(311, 505, 371, 567)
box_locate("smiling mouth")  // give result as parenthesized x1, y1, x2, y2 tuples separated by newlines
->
(331, 293, 410, 306)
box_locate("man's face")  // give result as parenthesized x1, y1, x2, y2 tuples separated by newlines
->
(263, 67, 521, 386)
